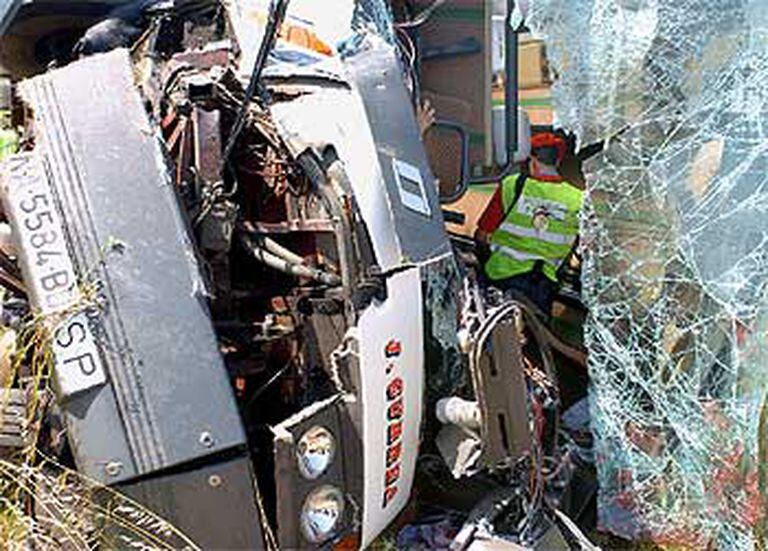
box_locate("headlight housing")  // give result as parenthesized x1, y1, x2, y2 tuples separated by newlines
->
(296, 425, 336, 480)
(300, 485, 345, 544)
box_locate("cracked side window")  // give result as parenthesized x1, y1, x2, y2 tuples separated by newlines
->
(527, 0, 768, 547)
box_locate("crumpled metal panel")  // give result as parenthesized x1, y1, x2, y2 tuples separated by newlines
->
(264, 1, 451, 271)
(527, 0, 768, 547)
(17, 49, 246, 484)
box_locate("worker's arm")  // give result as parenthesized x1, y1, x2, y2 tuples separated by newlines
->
(473, 186, 504, 264)
(475, 187, 504, 243)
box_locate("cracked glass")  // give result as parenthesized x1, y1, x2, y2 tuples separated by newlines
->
(526, 0, 768, 547)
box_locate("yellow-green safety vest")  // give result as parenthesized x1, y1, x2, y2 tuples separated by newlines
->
(485, 175, 583, 283)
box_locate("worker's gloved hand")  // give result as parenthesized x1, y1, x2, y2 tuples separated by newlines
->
(473, 229, 491, 264)
(417, 100, 436, 137)
(475, 241, 490, 266)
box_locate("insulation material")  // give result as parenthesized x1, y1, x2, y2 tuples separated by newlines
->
(526, 0, 768, 547)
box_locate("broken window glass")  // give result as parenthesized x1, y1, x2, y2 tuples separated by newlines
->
(526, 0, 768, 547)
(225, 0, 393, 76)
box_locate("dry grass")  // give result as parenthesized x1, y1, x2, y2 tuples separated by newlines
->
(0, 456, 200, 549)
(0, 238, 199, 549)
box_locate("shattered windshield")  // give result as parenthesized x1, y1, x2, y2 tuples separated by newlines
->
(225, 0, 394, 76)
(527, 0, 768, 547)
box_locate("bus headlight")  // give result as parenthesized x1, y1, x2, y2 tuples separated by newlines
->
(296, 426, 335, 480)
(300, 485, 345, 544)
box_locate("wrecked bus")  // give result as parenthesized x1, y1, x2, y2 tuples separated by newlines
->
(0, 0, 600, 549)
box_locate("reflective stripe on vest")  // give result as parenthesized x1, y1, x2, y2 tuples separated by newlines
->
(490, 243, 559, 266)
(485, 175, 583, 283)
(499, 222, 574, 246)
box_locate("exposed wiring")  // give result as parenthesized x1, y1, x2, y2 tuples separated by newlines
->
(246, 360, 293, 409)
(395, 0, 448, 29)
(221, 0, 290, 169)
(395, 26, 420, 101)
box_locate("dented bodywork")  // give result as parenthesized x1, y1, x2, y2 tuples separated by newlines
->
(10, 0, 762, 548)
(0, 0, 459, 547)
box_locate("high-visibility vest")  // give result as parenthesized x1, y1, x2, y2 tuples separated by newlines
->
(485, 174, 583, 283)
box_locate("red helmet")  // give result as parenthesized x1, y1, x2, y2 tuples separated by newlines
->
(531, 132, 567, 163)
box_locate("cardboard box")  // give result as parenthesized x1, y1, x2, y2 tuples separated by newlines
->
(444, 185, 497, 237)
(519, 37, 550, 90)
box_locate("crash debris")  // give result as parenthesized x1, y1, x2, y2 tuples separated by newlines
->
(0, 0, 763, 549)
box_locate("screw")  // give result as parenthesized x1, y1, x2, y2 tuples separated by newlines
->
(208, 474, 223, 488)
(105, 461, 123, 477)
(199, 431, 215, 448)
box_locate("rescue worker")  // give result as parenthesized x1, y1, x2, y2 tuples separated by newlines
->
(475, 132, 583, 315)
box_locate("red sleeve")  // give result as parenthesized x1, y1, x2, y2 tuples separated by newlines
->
(477, 187, 504, 233)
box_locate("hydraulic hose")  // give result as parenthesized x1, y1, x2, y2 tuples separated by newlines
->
(241, 234, 341, 286)
(258, 235, 307, 267)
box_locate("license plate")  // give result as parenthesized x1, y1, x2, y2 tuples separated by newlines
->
(3, 154, 78, 312)
(50, 311, 106, 397)
(2, 154, 107, 397)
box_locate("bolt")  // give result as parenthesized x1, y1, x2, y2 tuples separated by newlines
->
(208, 474, 223, 488)
(105, 461, 123, 477)
(199, 431, 215, 448)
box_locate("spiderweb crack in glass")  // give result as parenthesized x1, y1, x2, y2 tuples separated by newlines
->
(526, 0, 768, 547)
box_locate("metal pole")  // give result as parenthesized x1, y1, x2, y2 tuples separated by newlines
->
(505, 0, 519, 164)
(468, 0, 519, 185)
